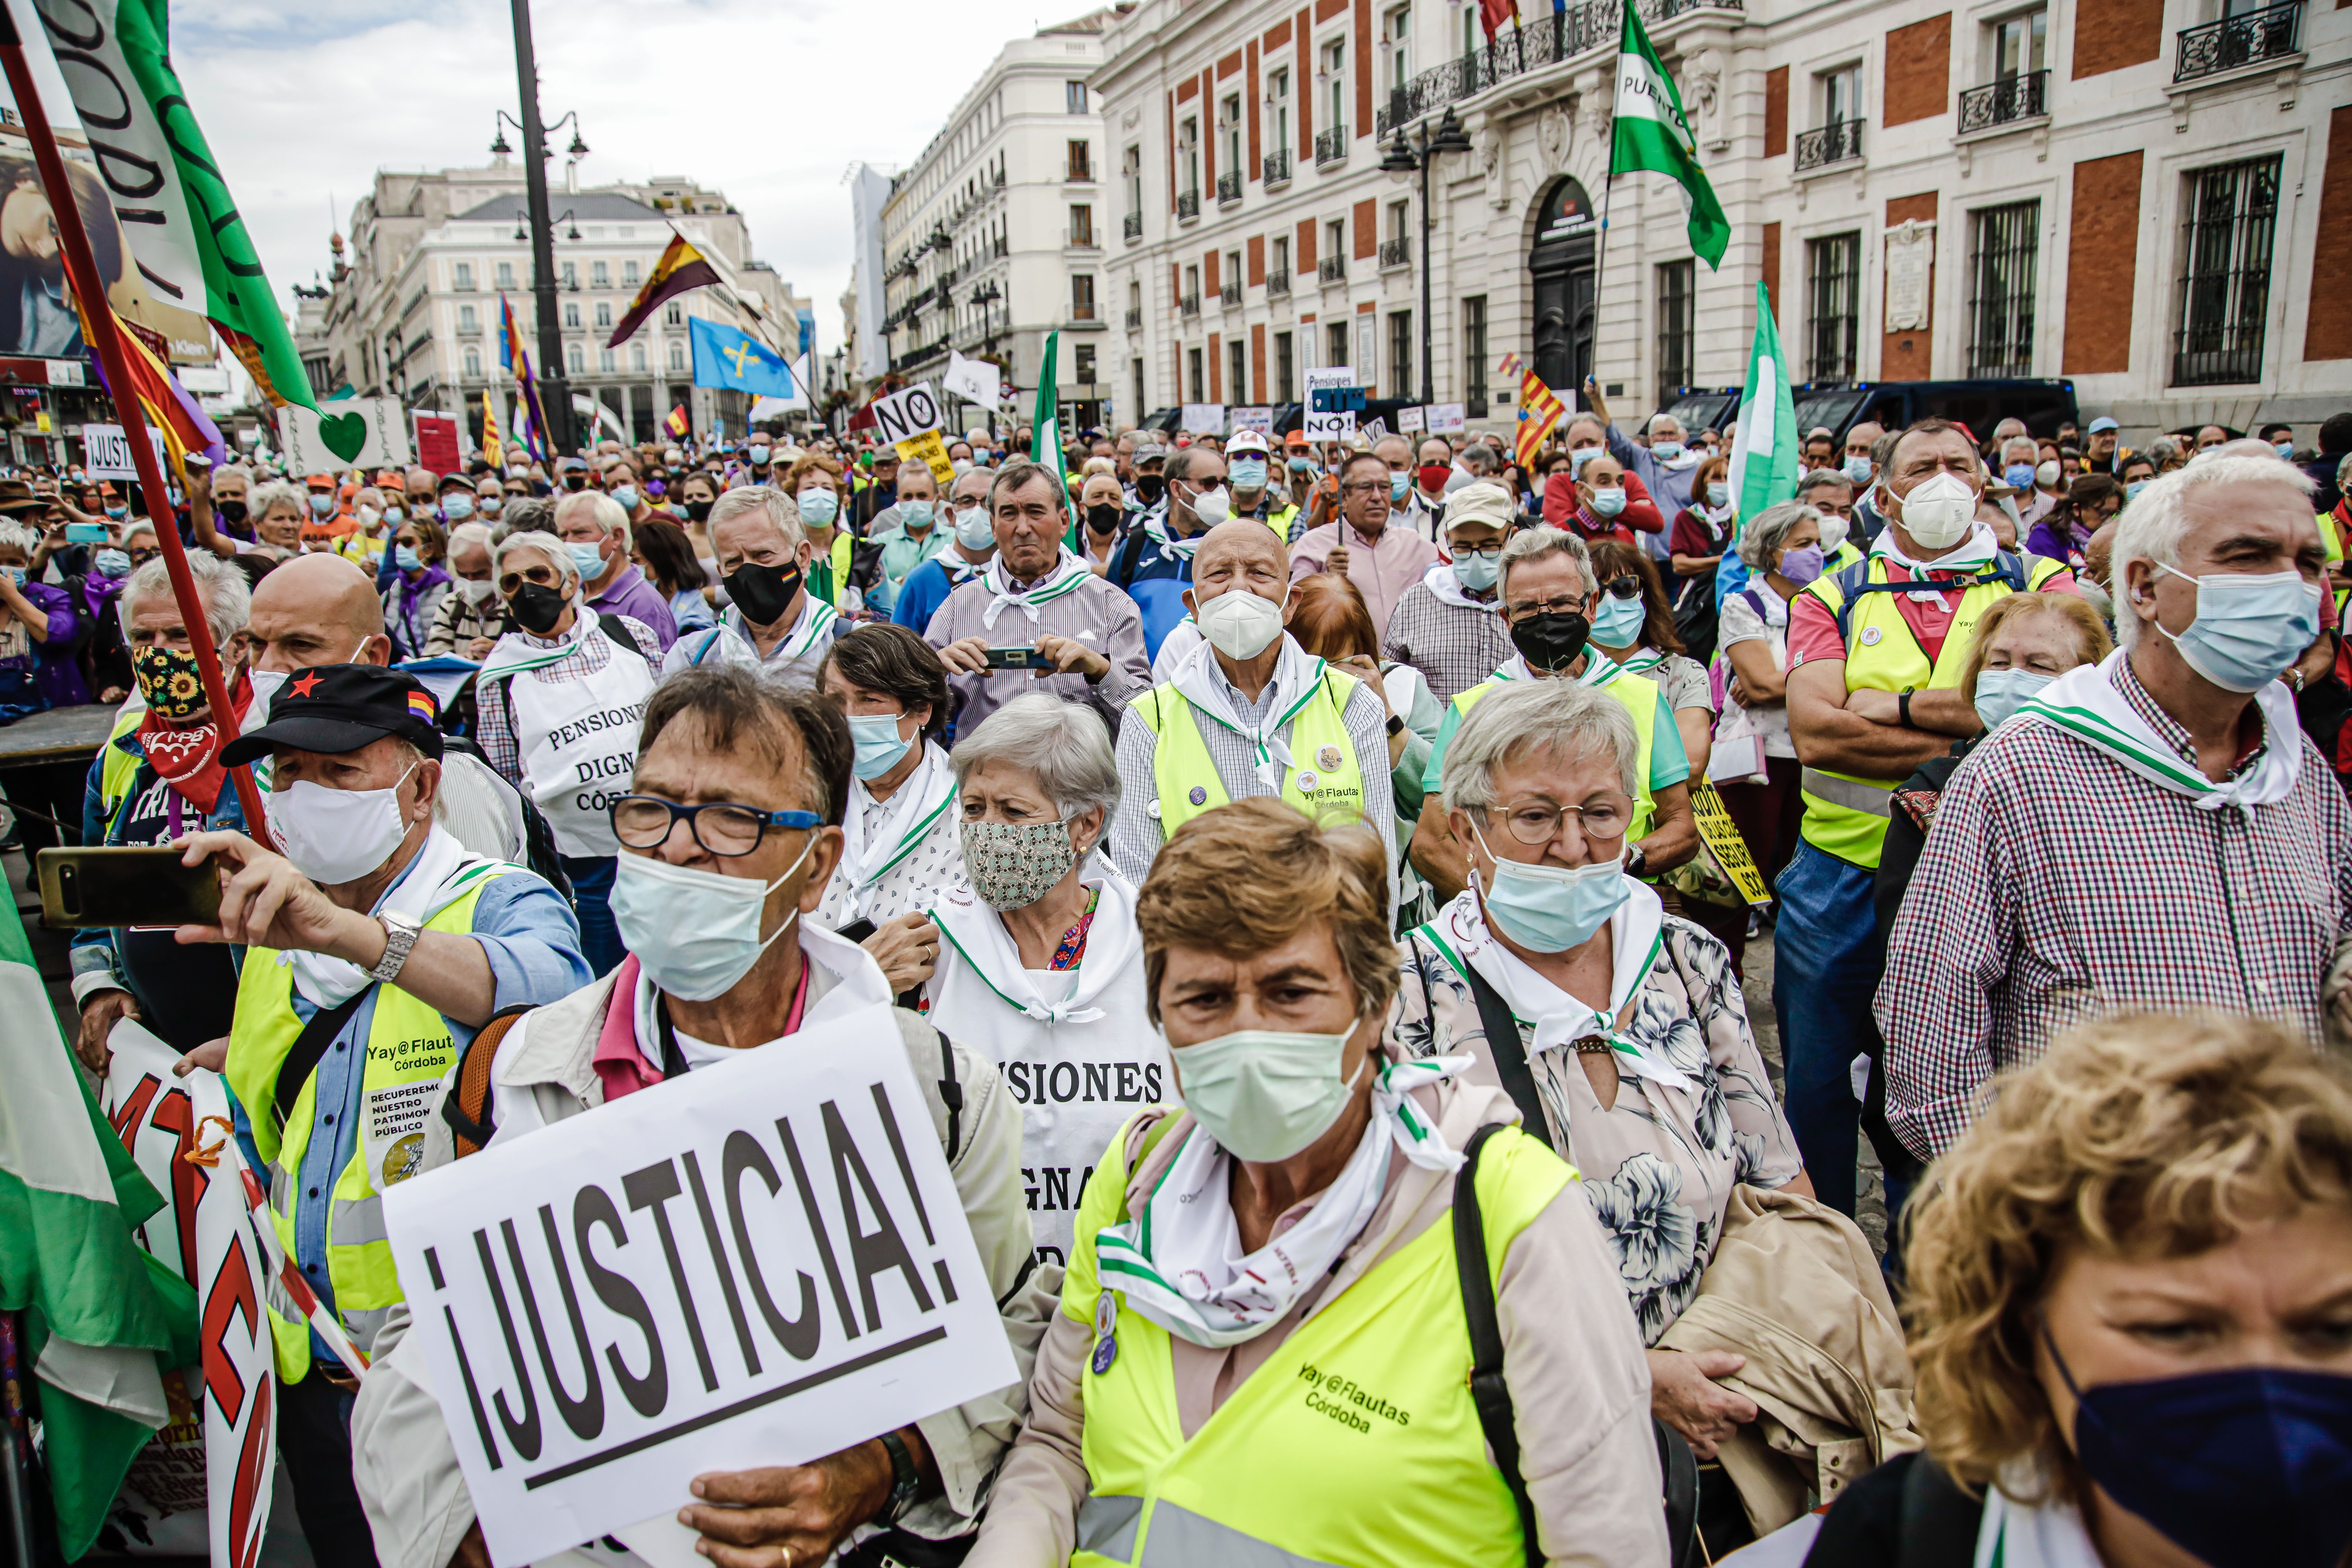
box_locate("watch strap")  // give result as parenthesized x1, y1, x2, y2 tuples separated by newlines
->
(369, 911, 423, 984)
(878, 1428, 919, 1523)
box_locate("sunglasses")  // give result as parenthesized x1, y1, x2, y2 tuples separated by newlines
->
(497, 562, 560, 595)
(1600, 575, 1643, 601)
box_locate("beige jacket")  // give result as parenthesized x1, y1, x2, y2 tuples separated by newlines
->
(350, 939, 1048, 1568)
(968, 1073, 1670, 1568)
(1657, 1184, 1921, 1536)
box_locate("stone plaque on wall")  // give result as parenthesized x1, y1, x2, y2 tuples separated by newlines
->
(1884, 220, 1935, 333)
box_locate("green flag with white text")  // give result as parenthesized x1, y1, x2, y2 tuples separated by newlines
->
(1609, 0, 1730, 268)
(1729, 281, 1799, 522)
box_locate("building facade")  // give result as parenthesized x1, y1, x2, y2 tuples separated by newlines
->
(878, 11, 1119, 432)
(297, 160, 806, 450)
(1090, 0, 2352, 445)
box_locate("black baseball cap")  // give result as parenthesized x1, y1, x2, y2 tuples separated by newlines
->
(221, 664, 445, 767)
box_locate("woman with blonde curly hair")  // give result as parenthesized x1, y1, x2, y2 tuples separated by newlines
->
(1800, 1011, 2352, 1568)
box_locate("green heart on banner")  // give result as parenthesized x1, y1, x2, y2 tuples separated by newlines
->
(318, 411, 368, 463)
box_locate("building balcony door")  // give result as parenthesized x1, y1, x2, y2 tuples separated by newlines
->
(1529, 178, 1597, 407)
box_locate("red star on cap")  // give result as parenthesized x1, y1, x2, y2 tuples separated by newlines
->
(288, 671, 322, 699)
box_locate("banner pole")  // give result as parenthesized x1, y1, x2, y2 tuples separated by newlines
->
(0, 20, 272, 847)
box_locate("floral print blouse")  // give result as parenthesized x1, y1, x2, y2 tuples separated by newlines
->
(1393, 893, 1803, 1342)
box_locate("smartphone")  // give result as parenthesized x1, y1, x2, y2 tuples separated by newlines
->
(64, 521, 108, 543)
(36, 847, 221, 930)
(182, 451, 212, 472)
(981, 646, 1041, 670)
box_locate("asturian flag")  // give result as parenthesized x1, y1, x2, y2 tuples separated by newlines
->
(1610, 0, 1730, 267)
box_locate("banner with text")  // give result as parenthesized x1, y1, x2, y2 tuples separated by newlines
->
(276, 398, 414, 473)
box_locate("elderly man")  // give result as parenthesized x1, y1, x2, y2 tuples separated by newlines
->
(893, 464, 996, 633)
(928, 458, 1148, 742)
(1225, 427, 1296, 536)
(599, 453, 652, 527)
(2194, 423, 2230, 452)
(401, 466, 438, 523)
(1401, 433, 1457, 541)
(1840, 421, 1884, 491)
(663, 486, 845, 686)
(471, 474, 505, 524)
(69, 551, 253, 1071)
(1802, 429, 1837, 469)
(349, 667, 1036, 1568)
(1880, 451, 2350, 1162)
(423, 521, 501, 657)
(1381, 479, 1517, 701)
(2083, 415, 2124, 474)
(1407, 524, 1697, 904)
(555, 489, 677, 649)
(1288, 450, 1442, 639)
(186, 665, 582, 1568)
(864, 457, 947, 617)
(1583, 379, 1701, 530)
(1774, 418, 2075, 1216)
(852, 446, 902, 532)
(1794, 468, 1861, 563)
(1108, 517, 1396, 894)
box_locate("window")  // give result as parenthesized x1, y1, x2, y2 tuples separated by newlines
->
(1181, 118, 1200, 198)
(567, 342, 584, 374)
(1991, 10, 2046, 77)
(1067, 139, 1092, 180)
(1276, 330, 1296, 401)
(1463, 4, 1478, 59)
(668, 339, 686, 372)
(464, 346, 482, 377)
(1805, 233, 1861, 382)
(560, 261, 577, 288)
(1188, 346, 1205, 403)
(1325, 40, 1347, 136)
(1225, 249, 1242, 302)
(1124, 145, 1142, 221)
(623, 259, 641, 286)
(1327, 321, 1349, 371)
(1272, 234, 1291, 285)
(1967, 201, 2039, 378)
(1072, 273, 1098, 320)
(1223, 95, 1242, 180)
(1134, 357, 1146, 424)
(454, 261, 475, 290)
(592, 260, 610, 288)
(1388, 201, 1409, 241)
(1463, 295, 1488, 416)
(599, 347, 616, 372)
(496, 261, 515, 289)
(1820, 65, 1861, 126)
(664, 302, 683, 327)
(1655, 261, 1694, 406)
(2172, 155, 2282, 386)
(1271, 70, 1291, 158)
(1076, 343, 1097, 382)
(1389, 310, 1413, 399)
(623, 341, 641, 372)
(563, 301, 581, 329)
(459, 303, 479, 332)
(1228, 339, 1246, 401)
(594, 301, 613, 329)
(1326, 218, 1345, 266)
(1389, 7, 1411, 90)
(1070, 203, 1094, 246)
(1067, 80, 1089, 113)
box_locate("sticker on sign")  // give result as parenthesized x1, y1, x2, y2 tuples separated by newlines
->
(382, 1004, 1019, 1568)
(869, 383, 945, 445)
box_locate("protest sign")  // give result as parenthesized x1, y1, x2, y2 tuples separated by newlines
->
(414, 414, 463, 476)
(895, 428, 956, 486)
(869, 382, 944, 445)
(1396, 406, 1426, 433)
(80, 424, 169, 483)
(1179, 404, 1225, 436)
(943, 351, 1001, 410)
(278, 398, 413, 473)
(383, 1005, 1019, 1567)
(1304, 408, 1357, 442)
(1228, 406, 1273, 435)
(1303, 366, 1353, 395)
(1427, 403, 1468, 433)
(1690, 782, 1772, 906)
(1361, 416, 1391, 442)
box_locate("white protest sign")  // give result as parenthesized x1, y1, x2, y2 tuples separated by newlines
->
(80, 424, 168, 483)
(276, 397, 413, 473)
(869, 382, 945, 444)
(1228, 405, 1273, 435)
(1304, 408, 1357, 442)
(1427, 402, 1468, 433)
(1396, 405, 1426, 433)
(383, 1006, 1018, 1568)
(1179, 403, 1226, 436)
(1361, 416, 1391, 442)
(1303, 366, 1354, 395)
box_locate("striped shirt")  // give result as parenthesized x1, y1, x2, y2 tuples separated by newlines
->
(922, 569, 1150, 746)
(1382, 578, 1516, 702)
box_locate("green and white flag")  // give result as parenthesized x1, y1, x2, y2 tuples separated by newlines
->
(24, 0, 318, 408)
(1031, 331, 1070, 531)
(1609, 0, 1730, 268)
(1729, 281, 1799, 523)
(0, 894, 196, 1560)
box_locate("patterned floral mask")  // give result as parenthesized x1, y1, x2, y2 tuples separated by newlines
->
(132, 644, 208, 720)
(961, 817, 1079, 910)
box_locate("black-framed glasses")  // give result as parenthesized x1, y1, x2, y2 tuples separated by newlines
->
(609, 795, 823, 857)
(1453, 543, 1503, 561)
(1599, 575, 1643, 601)
(1504, 593, 1590, 622)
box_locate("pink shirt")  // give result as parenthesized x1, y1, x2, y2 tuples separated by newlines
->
(1288, 518, 1442, 640)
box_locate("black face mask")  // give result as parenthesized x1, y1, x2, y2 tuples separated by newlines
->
(1136, 474, 1168, 506)
(1509, 610, 1592, 674)
(685, 499, 714, 524)
(724, 559, 804, 626)
(508, 581, 569, 636)
(1085, 501, 1123, 536)
(216, 499, 248, 525)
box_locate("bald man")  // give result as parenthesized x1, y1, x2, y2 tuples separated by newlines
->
(245, 554, 557, 878)
(1107, 518, 1398, 905)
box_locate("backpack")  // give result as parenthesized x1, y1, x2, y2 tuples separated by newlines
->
(1826, 551, 2032, 647)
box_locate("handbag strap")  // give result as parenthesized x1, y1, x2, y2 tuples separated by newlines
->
(1451, 1123, 1543, 1568)
(1456, 959, 1550, 1142)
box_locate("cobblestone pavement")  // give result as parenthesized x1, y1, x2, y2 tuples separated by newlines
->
(1740, 929, 1888, 1261)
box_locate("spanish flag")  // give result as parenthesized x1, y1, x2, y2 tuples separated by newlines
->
(608, 232, 720, 348)
(665, 403, 690, 438)
(482, 389, 504, 469)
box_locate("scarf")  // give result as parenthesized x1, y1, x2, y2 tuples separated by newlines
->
(1868, 522, 2000, 608)
(1140, 506, 1202, 567)
(2019, 650, 2303, 810)
(1426, 885, 1696, 1097)
(1094, 1054, 1472, 1347)
(833, 741, 957, 923)
(980, 548, 1091, 631)
(1417, 560, 1503, 613)
(477, 597, 599, 680)
(137, 670, 252, 812)
(281, 827, 500, 1008)
(1167, 633, 1327, 790)
(928, 862, 1141, 1026)
(1488, 648, 1626, 689)
(1692, 501, 1736, 542)
(1607, 645, 1669, 679)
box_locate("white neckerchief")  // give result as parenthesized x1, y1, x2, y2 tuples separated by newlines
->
(1488, 647, 1626, 688)
(725, 591, 838, 663)
(1600, 643, 1667, 679)
(1141, 506, 1201, 566)
(1419, 559, 1503, 613)
(980, 548, 1091, 631)
(928, 860, 1141, 1026)
(283, 827, 498, 1008)
(2019, 649, 2303, 811)
(477, 597, 597, 680)
(631, 920, 895, 1054)
(1427, 885, 1694, 1096)
(1093, 1055, 1472, 1347)
(833, 741, 957, 921)
(1695, 500, 1737, 535)
(1168, 632, 1326, 789)
(1868, 522, 2001, 609)
(1972, 1460, 2103, 1568)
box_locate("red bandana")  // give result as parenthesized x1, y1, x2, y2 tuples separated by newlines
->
(136, 672, 252, 813)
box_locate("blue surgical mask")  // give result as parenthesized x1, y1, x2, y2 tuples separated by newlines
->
(1388, 471, 1410, 502)
(797, 490, 840, 529)
(846, 711, 913, 781)
(1288, 456, 1316, 475)
(898, 499, 935, 529)
(1229, 457, 1268, 490)
(2276, 440, 2296, 460)
(1589, 486, 1627, 518)
(442, 494, 474, 522)
(610, 484, 639, 511)
(482, 497, 502, 516)
(2125, 478, 2151, 501)
(385, 505, 406, 523)
(1453, 549, 1500, 593)
(2004, 463, 2036, 490)
(567, 541, 607, 579)
(1569, 445, 1601, 472)
(309, 493, 335, 516)
(1841, 455, 1873, 485)
(608, 837, 816, 1004)
(1652, 440, 1684, 461)
(395, 545, 425, 573)
(1590, 589, 1646, 644)
(2, 565, 24, 588)
(1706, 482, 1731, 508)
(105, 505, 128, 520)
(1473, 829, 1630, 954)
(1971, 667, 2053, 730)
(748, 445, 770, 465)
(953, 505, 995, 552)
(2150, 563, 2323, 693)
(94, 547, 130, 578)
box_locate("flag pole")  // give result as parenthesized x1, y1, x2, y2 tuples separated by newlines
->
(0, 18, 272, 847)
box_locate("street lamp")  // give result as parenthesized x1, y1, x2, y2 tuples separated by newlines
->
(1380, 105, 1472, 407)
(970, 281, 1002, 351)
(499, 0, 584, 448)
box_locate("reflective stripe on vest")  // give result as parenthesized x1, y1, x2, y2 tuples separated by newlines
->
(1128, 670, 1362, 839)
(97, 703, 146, 822)
(1452, 670, 1662, 841)
(1065, 1117, 1574, 1568)
(1795, 552, 2064, 868)
(225, 880, 499, 1380)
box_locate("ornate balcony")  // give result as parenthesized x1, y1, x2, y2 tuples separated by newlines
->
(1958, 70, 2047, 132)
(1794, 117, 1863, 172)
(2174, 0, 2302, 81)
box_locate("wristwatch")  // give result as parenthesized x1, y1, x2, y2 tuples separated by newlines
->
(369, 910, 424, 984)
(877, 1428, 921, 1523)
(1385, 711, 1406, 737)
(1625, 845, 1650, 880)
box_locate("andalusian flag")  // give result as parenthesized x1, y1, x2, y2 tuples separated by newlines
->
(1610, 0, 1729, 268)
(0, 896, 196, 1560)
(1031, 331, 1069, 506)
(1728, 281, 1798, 521)
(481, 389, 503, 469)
(609, 232, 721, 348)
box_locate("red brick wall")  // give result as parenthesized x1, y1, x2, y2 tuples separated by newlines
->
(1883, 14, 1951, 127)
(1764, 67, 1787, 158)
(2309, 113, 2352, 359)
(1762, 222, 1781, 324)
(1297, 216, 1318, 271)
(2063, 152, 2142, 372)
(1252, 323, 1269, 401)
(1209, 331, 1223, 400)
(1352, 198, 1376, 258)
(1247, 43, 1262, 179)
(1298, 9, 1314, 160)
(1882, 192, 1938, 380)
(1205, 250, 1221, 295)
(2072, 0, 2165, 77)
(1248, 233, 1266, 286)
(1354, 0, 1372, 139)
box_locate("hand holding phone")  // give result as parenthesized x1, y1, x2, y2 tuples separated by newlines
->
(980, 646, 1040, 670)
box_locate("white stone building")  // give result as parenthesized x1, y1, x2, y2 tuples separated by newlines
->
(1084, 0, 2352, 445)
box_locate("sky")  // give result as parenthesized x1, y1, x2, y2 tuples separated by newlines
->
(164, 0, 1071, 358)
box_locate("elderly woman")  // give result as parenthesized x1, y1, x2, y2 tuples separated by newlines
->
(1395, 680, 1812, 1465)
(918, 694, 1153, 1265)
(382, 513, 451, 659)
(815, 622, 962, 938)
(971, 797, 1667, 1568)
(780, 450, 855, 609)
(474, 528, 662, 975)
(1715, 501, 1821, 893)
(248, 478, 307, 558)
(1803, 1013, 2352, 1568)
(424, 521, 501, 658)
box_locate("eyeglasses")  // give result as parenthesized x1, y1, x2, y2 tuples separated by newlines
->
(1340, 480, 1387, 497)
(1484, 792, 1634, 846)
(1452, 543, 1503, 561)
(1599, 575, 1643, 601)
(609, 795, 823, 857)
(1504, 594, 1589, 621)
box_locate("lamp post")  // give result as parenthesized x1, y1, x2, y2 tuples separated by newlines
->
(1380, 105, 1472, 408)
(970, 281, 1003, 352)
(501, 0, 586, 451)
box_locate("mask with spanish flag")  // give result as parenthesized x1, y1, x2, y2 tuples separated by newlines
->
(133, 643, 208, 720)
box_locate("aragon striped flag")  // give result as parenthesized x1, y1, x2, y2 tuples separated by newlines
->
(608, 232, 722, 347)
(1610, 0, 1730, 268)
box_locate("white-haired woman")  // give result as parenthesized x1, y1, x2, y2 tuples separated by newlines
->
(918, 693, 1155, 1266)
(1394, 679, 1812, 1468)
(474, 529, 660, 976)
(1713, 500, 1822, 893)
(248, 478, 307, 559)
